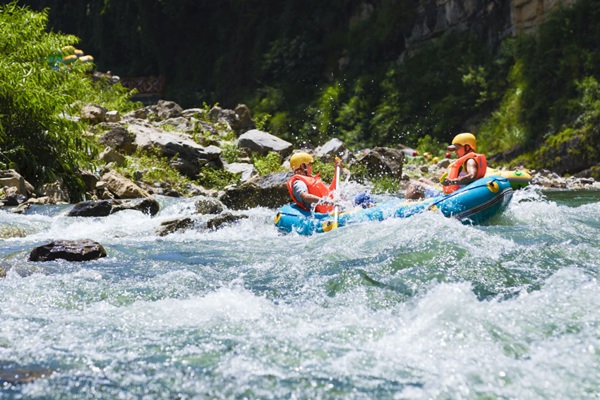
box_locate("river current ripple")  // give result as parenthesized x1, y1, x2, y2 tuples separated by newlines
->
(1, 187, 599, 399)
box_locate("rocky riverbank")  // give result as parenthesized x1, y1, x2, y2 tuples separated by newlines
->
(1, 99, 599, 264)
(1, 100, 599, 216)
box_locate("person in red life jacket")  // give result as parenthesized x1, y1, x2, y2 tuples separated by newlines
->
(404, 133, 487, 200)
(286, 152, 341, 213)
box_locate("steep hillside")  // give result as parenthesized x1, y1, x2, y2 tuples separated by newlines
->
(15, 0, 600, 176)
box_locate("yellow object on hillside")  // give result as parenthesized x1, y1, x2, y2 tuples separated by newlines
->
(48, 46, 95, 70)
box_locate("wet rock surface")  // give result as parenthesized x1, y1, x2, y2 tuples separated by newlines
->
(29, 239, 108, 262)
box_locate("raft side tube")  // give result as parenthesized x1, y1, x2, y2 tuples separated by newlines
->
(274, 176, 513, 235)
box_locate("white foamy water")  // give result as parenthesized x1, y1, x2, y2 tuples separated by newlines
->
(1, 189, 599, 399)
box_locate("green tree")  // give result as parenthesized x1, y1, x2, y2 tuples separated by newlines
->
(0, 2, 133, 200)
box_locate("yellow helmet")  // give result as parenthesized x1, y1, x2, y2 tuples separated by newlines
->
(290, 152, 314, 169)
(451, 132, 477, 150)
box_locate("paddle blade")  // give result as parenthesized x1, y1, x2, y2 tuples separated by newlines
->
(322, 220, 338, 232)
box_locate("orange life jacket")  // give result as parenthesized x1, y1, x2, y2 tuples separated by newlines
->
(286, 173, 334, 213)
(443, 153, 487, 194)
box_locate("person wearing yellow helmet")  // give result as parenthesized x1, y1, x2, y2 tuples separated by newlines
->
(286, 152, 341, 213)
(405, 132, 487, 199)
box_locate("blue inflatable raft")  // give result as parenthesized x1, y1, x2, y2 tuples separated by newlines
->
(274, 175, 514, 235)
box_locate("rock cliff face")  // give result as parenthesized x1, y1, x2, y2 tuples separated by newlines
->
(404, 0, 577, 51)
(511, 0, 577, 34)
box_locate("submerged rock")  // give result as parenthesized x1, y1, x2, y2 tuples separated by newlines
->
(0, 364, 53, 384)
(203, 212, 247, 230)
(29, 239, 107, 262)
(0, 225, 29, 239)
(158, 217, 195, 236)
(157, 212, 248, 236)
(67, 198, 160, 217)
(195, 196, 225, 215)
(111, 198, 160, 216)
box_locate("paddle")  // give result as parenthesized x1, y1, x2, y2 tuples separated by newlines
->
(323, 157, 341, 232)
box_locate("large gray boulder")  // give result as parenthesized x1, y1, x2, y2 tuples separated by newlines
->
(67, 200, 112, 217)
(354, 147, 405, 179)
(130, 123, 222, 175)
(537, 134, 597, 176)
(220, 172, 292, 210)
(233, 104, 256, 133)
(111, 198, 160, 216)
(224, 162, 257, 183)
(99, 147, 126, 166)
(158, 218, 195, 236)
(156, 100, 183, 121)
(80, 104, 107, 124)
(208, 106, 239, 131)
(195, 196, 225, 215)
(237, 130, 293, 157)
(101, 171, 150, 199)
(99, 127, 137, 154)
(0, 170, 34, 196)
(315, 138, 348, 162)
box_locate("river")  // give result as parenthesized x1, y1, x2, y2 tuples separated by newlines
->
(1, 187, 599, 399)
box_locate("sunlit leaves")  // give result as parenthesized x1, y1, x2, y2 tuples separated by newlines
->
(0, 1, 133, 200)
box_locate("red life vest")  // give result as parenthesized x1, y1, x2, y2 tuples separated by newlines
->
(286, 173, 334, 213)
(443, 153, 487, 194)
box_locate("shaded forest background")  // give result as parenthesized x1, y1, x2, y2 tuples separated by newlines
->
(13, 0, 600, 176)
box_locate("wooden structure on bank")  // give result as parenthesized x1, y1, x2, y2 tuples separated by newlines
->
(120, 75, 166, 104)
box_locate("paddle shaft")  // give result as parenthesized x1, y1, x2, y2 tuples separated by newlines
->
(333, 158, 341, 225)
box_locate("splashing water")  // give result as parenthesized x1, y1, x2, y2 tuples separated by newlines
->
(1, 188, 599, 399)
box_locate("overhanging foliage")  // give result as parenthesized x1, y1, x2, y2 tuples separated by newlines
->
(0, 1, 133, 200)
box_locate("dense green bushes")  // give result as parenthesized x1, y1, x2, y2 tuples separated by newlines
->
(0, 2, 133, 200)
(477, 0, 600, 170)
(532, 76, 600, 174)
(274, 0, 600, 164)
(10, 0, 600, 176)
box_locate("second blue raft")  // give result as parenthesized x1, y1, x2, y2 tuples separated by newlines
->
(274, 175, 514, 235)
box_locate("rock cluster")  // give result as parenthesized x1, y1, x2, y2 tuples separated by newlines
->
(1, 99, 599, 266)
(0, 100, 415, 213)
(2, 97, 599, 215)
(402, 159, 600, 191)
(530, 169, 600, 190)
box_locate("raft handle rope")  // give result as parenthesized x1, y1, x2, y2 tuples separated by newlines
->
(427, 178, 509, 211)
